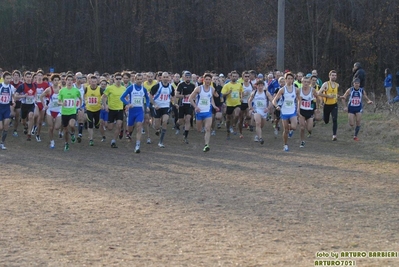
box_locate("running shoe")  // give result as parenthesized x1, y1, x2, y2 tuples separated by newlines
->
(183, 137, 189, 144)
(146, 138, 151, 144)
(175, 129, 180, 135)
(201, 127, 205, 133)
(203, 144, 210, 152)
(134, 145, 140, 153)
(13, 130, 18, 137)
(239, 134, 244, 139)
(0, 143, 7, 150)
(307, 131, 312, 138)
(77, 134, 82, 143)
(158, 142, 165, 148)
(254, 135, 259, 142)
(249, 125, 254, 132)
(27, 134, 31, 141)
(71, 134, 76, 143)
(31, 125, 37, 135)
(274, 128, 279, 136)
(141, 129, 145, 134)
(118, 130, 123, 139)
(353, 136, 359, 141)
(259, 138, 264, 145)
(155, 130, 160, 136)
(59, 132, 63, 138)
(50, 140, 55, 149)
(89, 140, 94, 146)
(64, 143, 69, 151)
(36, 135, 41, 142)
(217, 123, 221, 129)
(111, 142, 118, 148)
(288, 130, 294, 138)
(300, 141, 305, 148)
(332, 135, 337, 141)
(229, 127, 234, 133)
(211, 130, 216, 136)
(101, 136, 106, 142)
(283, 145, 289, 152)
(23, 127, 28, 135)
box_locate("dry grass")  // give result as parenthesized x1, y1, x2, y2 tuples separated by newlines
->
(0, 109, 398, 266)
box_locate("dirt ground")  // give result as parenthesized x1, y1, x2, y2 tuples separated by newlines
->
(0, 112, 398, 267)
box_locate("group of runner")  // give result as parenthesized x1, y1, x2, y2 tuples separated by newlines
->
(0, 68, 373, 152)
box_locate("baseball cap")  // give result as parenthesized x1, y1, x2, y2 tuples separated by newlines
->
(219, 73, 224, 77)
(257, 73, 264, 78)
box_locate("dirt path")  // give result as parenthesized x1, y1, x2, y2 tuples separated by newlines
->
(0, 115, 398, 266)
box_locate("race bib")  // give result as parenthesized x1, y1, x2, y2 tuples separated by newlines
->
(183, 96, 190, 104)
(200, 98, 209, 106)
(132, 96, 143, 107)
(87, 97, 98, 105)
(285, 100, 294, 107)
(231, 91, 239, 99)
(64, 99, 76, 108)
(256, 100, 265, 108)
(301, 100, 311, 109)
(0, 95, 10, 104)
(351, 97, 360, 106)
(26, 95, 35, 104)
(159, 94, 169, 101)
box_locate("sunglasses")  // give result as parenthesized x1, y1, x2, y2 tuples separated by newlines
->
(115, 78, 122, 80)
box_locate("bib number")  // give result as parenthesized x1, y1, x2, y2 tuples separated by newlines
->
(87, 97, 98, 105)
(0, 95, 10, 104)
(256, 100, 265, 108)
(132, 97, 143, 106)
(64, 99, 76, 108)
(26, 95, 35, 104)
(301, 100, 311, 109)
(351, 97, 360, 106)
(285, 100, 294, 107)
(231, 92, 239, 99)
(159, 94, 169, 101)
(183, 96, 190, 104)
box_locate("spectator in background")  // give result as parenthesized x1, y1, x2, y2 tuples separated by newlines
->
(311, 69, 323, 88)
(391, 70, 399, 104)
(352, 62, 365, 88)
(384, 68, 392, 104)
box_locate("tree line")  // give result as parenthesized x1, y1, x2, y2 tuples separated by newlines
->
(0, 0, 398, 93)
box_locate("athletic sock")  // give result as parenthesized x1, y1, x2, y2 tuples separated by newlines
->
(78, 123, 83, 135)
(2, 130, 8, 142)
(355, 126, 360, 136)
(160, 129, 166, 143)
(184, 130, 189, 138)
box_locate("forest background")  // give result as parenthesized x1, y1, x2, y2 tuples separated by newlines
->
(0, 0, 398, 92)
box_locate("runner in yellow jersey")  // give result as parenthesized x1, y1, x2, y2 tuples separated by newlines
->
(85, 75, 105, 146)
(221, 70, 243, 140)
(318, 70, 340, 141)
(102, 72, 126, 148)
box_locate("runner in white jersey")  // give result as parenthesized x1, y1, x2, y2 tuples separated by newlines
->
(189, 73, 219, 152)
(297, 76, 318, 148)
(32, 70, 49, 142)
(40, 74, 62, 149)
(0, 71, 15, 150)
(248, 80, 274, 145)
(239, 71, 254, 138)
(150, 72, 177, 148)
(272, 72, 299, 152)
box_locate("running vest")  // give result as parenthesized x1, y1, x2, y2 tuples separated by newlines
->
(280, 85, 296, 115)
(48, 87, 61, 113)
(129, 84, 146, 108)
(241, 83, 253, 104)
(35, 82, 49, 103)
(21, 83, 37, 104)
(300, 87, 314, 111)
(196, 85, 213, 113)
(153, 82, 173, 108)
(348, 88, 363, 109)
(0, 83, 13, 105)
(324, 81, 338, 105)
(85, 86, 102, 112)
(252, 90, 268, 116)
